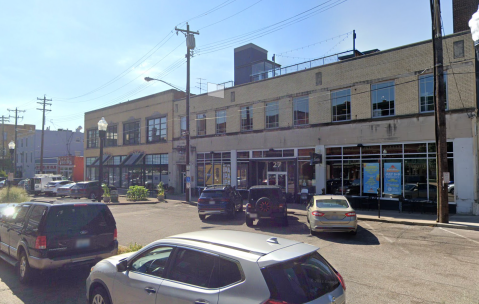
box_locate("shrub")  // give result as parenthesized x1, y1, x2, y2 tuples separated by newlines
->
(0, 170, 6, 178)
(0, 186, 29, 203)
(126, 186, 148, 201)
(157, 182, 165, 197)
(118, 242, 143, 254)
(102, 183, 111, 197)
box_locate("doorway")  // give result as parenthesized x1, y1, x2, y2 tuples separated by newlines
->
(267, 172, 288, 192)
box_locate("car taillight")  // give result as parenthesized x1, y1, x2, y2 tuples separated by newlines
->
(278, 204, 284, 209)
(35, 236, 47, 249)
(114, 229, 117, 241)
(335, 270, 346, 291)
(312, 211, 325, 217)
(263, 299, 291, 304)
(222, 198, 230, 202)
(198, 198, 207, 203)
(345, 212, 356, 217)
(247, 203, 252, 209)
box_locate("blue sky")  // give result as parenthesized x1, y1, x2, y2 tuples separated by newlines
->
(0, 0, 457, 132)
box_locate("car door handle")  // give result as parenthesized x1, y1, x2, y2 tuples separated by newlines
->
(144, 287, 156, 294)
(195, 300, 210, 304)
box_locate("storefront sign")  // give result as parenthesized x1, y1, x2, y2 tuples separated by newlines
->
(205, 164, 213, 185)
(363, 163, 379, 194)
(223, 164, 231, 185)
(384, 163, 402, 195)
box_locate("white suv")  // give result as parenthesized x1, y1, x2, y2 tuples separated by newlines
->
(86, 230, 346, 304)
(44, 180, 72, 196)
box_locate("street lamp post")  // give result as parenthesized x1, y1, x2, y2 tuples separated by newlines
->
(8, 141, 15, 188)
(98, 117, 108, 202)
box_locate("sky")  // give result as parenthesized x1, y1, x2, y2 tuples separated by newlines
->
(0, 0, 457, 132)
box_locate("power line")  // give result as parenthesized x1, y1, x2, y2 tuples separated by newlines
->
(176, 0, 236, 26)
(198, 0, 264, 30)
(275, 31, 352, 56)
(196, 78, 207, 94)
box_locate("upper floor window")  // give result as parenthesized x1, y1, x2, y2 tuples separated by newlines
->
(180, 116, 186, 137)
(372, 81, 395, 118)
(240, 106, 253, 131)
(87, 129, 98, 148)
(332, 89, 351, 122)
(123, 121, 140, 145)
(147, 117, 167, 143)
(105, 125, 118, 147)
(265, 101, 279, 129)
(293, 96, 309, 125)
(197, 114, 206, 136)
(419, 73, 448, 112)
(216, 110, 227, 134)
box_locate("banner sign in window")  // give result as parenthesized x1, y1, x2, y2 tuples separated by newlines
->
(363, 163, 379, 194)
(384, 163, 402, 195)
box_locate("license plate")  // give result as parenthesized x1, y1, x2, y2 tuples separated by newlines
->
(76, 239, 90, 248)
(249, 213, 257, 219)
(209, 200, 215, 204)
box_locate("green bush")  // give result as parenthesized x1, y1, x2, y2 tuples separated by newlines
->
(0, 170, 6, 178)
(118, 242, 143, 254)
(0, 186, 29, 203)
(102, 183, 111, 197)
(157, 182, 165, 197)
(126, 186, 148, 201)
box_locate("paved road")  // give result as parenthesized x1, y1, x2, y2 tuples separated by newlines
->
(1, 201, 479, 303)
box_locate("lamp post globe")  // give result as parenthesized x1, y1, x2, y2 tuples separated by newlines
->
(98, 117, 108, 132)
(469, 6, 479, 58)
(8, 140, 15, 151)
(97, 117, 107, 202)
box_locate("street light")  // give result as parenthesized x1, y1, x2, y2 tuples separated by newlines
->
(98, 117, 108, 202)
(469, 6, 479, 58)
(145, 76, 191, 202)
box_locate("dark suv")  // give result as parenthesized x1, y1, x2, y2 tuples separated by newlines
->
(197, 185, 243, 220)
(0, 201, 118, 283)
(70, 181, 103, 201)
(245, 185, 288, 227)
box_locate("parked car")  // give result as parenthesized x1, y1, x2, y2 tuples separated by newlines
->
(345, 179, 361, 195)
(404, 183, 437, 200)
(44, 180, 74, 196)
(306, 195, 358, 235)
(57, 183, 77, 198)
(245, 185, 288, 227)
(299, 186, 316, 204)
(33, 174, 64, 195)
(334, 180, 351, 195)
(0, 180, 5, 189)
(197, 185, 243, 220)
(326, 179, 343, 194)
(86, 230, 346, 304)
(0, 201, 118, 283)
(70, 181, 103, 200)
(448, 183, 454, 194)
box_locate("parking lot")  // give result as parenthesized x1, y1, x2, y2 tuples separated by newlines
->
(1, 200, 479, 303)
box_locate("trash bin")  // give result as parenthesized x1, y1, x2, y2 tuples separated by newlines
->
(109, 187, 119, 203)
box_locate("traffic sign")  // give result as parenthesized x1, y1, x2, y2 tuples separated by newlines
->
(186, 177, 191, 183)
(186, 182, 191, 189)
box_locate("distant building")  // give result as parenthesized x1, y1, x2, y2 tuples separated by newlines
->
(453, 0, 479, 33)
(16, 127, 84, 178)
(0, 123, 35, 175)
(234, 43, 281, 86)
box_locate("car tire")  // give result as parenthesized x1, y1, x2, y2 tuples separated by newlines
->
(246, 216, 254, 227)
(90, 286, 111, 304)
(18, 251, 34, 284)
(89, 192, 96, 200)
(199, 214, 206, 221)
(310, 223, 318, 237)
(239, 202, 243, 212)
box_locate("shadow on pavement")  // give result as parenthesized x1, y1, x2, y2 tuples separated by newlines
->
(200, 211, 246, 226)
(0, 260, 89, 304)
(248, 215, 310, 235)
(309, 224, 380, 245)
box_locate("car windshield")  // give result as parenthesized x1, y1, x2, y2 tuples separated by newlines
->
(201, 190, 226, 198)
(261, 251, 339, 303)
(34, 178, 41, 184)
(316, 199, 349, 208)
(404, 184, 416, 191)
(44, 205, 115, 233)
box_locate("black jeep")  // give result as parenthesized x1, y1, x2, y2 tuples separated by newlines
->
(245, 185, 288, 227)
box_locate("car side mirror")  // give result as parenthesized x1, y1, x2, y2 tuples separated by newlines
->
(117, 259, 128, 272)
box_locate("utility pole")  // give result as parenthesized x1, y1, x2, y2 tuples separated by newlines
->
(37, 95, 52, 174)
(175, 23, 199, 202)
(196, 78, 206, 94)
(8, 107, 25, 178)
(430, 0, 449, 223)
(0, 115, 10, 172)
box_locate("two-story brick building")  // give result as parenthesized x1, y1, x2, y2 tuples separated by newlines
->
(85, 31, 479, 214)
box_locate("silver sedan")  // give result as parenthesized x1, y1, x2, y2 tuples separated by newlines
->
(307, 195, 358, 235)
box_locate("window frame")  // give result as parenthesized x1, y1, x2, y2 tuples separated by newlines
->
(87, 129, 99, 148)
(240, 106, 253, 132)
(196, 113, 206, 136)
(418, 73, 448, 113)
(265, 101, 279, 129)
(180, 116, 186, 137)
(123, 121, 141, 145)
(371, 80, 395, 118)
(293, 96, 309, 126)
(331, 88, 351, 122)
(146, 116, 167, 144)
(105, 125, 118, 147)
(216, 110, 227, 134)
(128, 245, 175, 279)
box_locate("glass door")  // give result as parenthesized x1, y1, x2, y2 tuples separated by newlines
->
(267, 172, 288, 192)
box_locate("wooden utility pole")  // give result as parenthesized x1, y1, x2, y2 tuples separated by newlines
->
(430, 0, 449, 223)
(0, 115, 10, 172)
(8, 107, 25, 178)
(37, 95, 52, 174)
(175, 23, 199, 202)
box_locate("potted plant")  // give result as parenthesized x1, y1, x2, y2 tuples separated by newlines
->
(102, 184, 111, 203)
(157, 182, 165, 202)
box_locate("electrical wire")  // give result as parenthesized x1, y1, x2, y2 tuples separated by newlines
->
(275, 32, 352, 56)
(176, 0, 236, 27)
(198, 0, 263, 31)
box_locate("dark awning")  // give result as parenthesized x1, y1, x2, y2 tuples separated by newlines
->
(122, 153, 145, 166)
(91, 154, 111, 166)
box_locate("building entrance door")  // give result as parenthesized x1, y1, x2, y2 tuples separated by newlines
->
(267, 171, 287, 192)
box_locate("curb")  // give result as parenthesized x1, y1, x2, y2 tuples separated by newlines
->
(106, 201, 158, 206)
(358, 216, 479, 231)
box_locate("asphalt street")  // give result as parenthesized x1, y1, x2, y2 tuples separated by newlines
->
(0, 201, 478, 303)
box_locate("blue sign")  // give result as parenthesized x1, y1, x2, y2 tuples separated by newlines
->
(363, 163, 379, 194)
(186, 177, 191, 183)
(384, 163, 402, 195)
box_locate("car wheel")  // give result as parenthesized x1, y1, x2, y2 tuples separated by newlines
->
(246, 216, 254, 227)
(199, 214, 206, 221)
(18, 251, 34, 284)
(90, 286, 111, 304)
(238, 201, 243, 212)
(89, 192, 96, 200)
(310, 223, 318, 237)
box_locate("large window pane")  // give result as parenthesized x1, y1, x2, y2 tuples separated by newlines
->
(419, 74, 448, 112)
(404, 159, 427, 199)
(147, 117, 167, 143)
(216, 110, 226, 134)
(372, 81, 395, 117)
(123, 121, 140, 145)
(332, 89, 351, 121)
(87, 129, 98, 148)
(105, 125, 117, 147)
(237, 163, 248, 189)
(293, 96, 309, 125)
(240, 106, 253, 131)
(197, 114, 206, 136)
(265, 101, 279, 129)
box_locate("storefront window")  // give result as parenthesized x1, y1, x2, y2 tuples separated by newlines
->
(237, 163, 248, 189)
